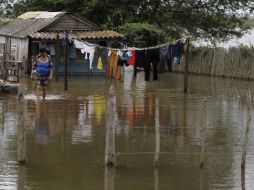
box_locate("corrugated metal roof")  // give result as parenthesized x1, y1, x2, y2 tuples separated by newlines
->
(29, 31, 124, 40)
(17, 11, 47, 19)
(0, 17, 60, 38)
(0, 12, 121, 40)
(35, 12, 64, 19)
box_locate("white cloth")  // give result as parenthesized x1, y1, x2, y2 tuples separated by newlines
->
(74, 39, 83, 49)
(74, 39, 95, 69)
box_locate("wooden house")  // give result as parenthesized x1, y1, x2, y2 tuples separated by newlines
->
(0, 11, 123, 77)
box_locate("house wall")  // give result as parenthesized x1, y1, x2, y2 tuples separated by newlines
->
(0, 36, 29, 61)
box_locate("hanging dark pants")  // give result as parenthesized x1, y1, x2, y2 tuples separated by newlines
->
(134, 50, 146, 77)
(92, 47, 109, 71)
(158, 46, 169, 73)
(144, 49, 159, 81)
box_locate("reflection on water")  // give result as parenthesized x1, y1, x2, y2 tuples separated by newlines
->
(33, 102, 50, 145)
(0, 73, 254, 189)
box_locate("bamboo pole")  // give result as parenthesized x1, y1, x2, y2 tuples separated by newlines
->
(241, 94, 252, 171)
(55, 33, 60, 82)
(154, 97, 160, 167)
(200, 99, 207, 168)
(64, 32, 68, 91)
(184, 36, 190, 93)
(18, 98, 26, 165)
(104, 167, 114, 190)
(105, 86, 116, 167)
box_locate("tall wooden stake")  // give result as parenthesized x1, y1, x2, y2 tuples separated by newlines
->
(105, 86, 116, 167)
(184, 36, 190, 93)
(154, 168, 159, 190)
(241, 95, 252, 171)
(200, 99, 206, 168)
(17, 164, 25, 190)
(55, 33, 60, 82)
(18, 98, 26, 165)
(155, 97, 160, 167)
(104, 167, 114, 190)
(64, 32, 68, 91)
(1, 104, 4, 134)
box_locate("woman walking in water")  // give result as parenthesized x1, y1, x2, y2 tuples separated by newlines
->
(30, 47, 53, 100)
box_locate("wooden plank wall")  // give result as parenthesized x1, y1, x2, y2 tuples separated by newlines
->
(43, 15, 95, 31)
(172, 47, 254, 80)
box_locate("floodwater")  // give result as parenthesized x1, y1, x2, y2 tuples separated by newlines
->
(0, 72, 254, 190)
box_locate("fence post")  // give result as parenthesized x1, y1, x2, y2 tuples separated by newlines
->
(55, 33, 60, 82)
(105, 86, 116, 167)
(200, 99, 207, 168)
(154, 168, 159, 190)
(241, 95, 252, 171)
(104, 167, 115, 190)
(155, 97, 160, 167)
(18, 98, 26, 165)
(64, 31, 68, 91)
(184, 36, 190, 93)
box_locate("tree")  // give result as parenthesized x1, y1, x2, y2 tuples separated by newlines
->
(4, 0, 254, 45)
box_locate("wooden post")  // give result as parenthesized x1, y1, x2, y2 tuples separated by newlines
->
(1, 103, 5, 134)
(200, 99, 206, 168)
(241, 95, 252, 171)
(154, 97, 160, 167)
(18, 98, 26, 165)
(17, 164, 25, 190)
(241, 165, 246, 190)
(55, 33, 60, 82)
(104, 167, 114, 190)
(64, 32, 68, 91)
(154, 168, 159, 190)
(184, 36, 190, 93)
(105, 86, 116, 167)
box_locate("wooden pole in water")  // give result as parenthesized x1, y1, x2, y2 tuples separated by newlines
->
(184, 36, 190, 93)
(200, 99, 207, 168)
(105, 86, 116, 167)
(1, 103, 4, 134)
(18, 98, 26, 165)
(55, 33, 60, 82)
(154, 167, 159, 190)
(155, 97, 160, 167)
(104, 167, 114, 190)
(64, 31, 68, 91)
(241, 95, 252, 171)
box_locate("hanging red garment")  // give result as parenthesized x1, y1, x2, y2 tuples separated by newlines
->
(127, 50, 136, 65)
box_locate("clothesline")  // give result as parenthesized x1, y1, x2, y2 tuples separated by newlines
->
(60, 33, 188, 51)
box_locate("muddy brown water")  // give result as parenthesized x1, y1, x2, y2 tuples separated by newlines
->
(0, 72, 254, 190)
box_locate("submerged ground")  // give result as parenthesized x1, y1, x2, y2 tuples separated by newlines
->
(0, 72, 254, 190)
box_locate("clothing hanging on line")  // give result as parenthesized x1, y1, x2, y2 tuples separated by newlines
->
(158, 45, 169, 73)
(134, 50, 146, 77)
(106, 49, 120, 80)
(144, 48, 159, 81)
(92, 47, 109, 71)
(127, 50, 136, 65)
(172, 41, 184, 65)
(74, 39, 95, 69)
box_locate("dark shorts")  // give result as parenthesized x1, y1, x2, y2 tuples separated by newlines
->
(35, 74, 49, 86)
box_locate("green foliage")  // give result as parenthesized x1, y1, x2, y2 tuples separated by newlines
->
(117, 23, 168, 47)
(0, 18, 11, 26)
(1, 0, 254, 45)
